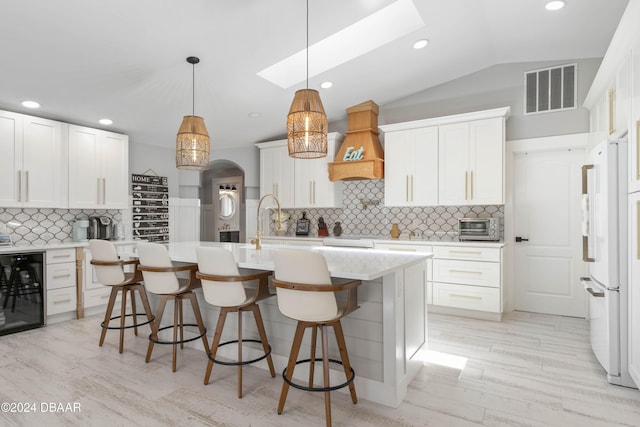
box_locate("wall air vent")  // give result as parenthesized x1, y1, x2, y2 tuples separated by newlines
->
(524, 63, 576, 115)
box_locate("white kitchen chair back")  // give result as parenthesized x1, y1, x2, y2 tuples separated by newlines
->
(89, 239, 125, 285)
(196, 247, 248, 307)
(136, 242, 180, 294)
(273, 249, 337, 322)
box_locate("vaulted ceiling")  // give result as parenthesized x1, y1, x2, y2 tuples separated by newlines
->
(0, 0, 629, 150)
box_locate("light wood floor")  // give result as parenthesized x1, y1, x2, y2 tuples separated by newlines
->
(1, 311, 639, 426)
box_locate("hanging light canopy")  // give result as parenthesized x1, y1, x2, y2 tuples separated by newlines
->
(287, 0, 328, 159)
(176, 56, 210, 170)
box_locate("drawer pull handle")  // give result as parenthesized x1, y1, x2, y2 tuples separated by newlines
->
(388, 248, 416, 252)
(448, 269, 482, 275)
(53, 298, 72, 304)
(448, 251, 482, 256)
(101, 295, 110, 299)
(449, 293, 482, 300)
(53, 274, 71, 279)
(53, 255, 71, 259)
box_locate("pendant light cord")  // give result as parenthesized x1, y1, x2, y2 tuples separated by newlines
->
(192, 61, 195, 116)
(306, 0, 309, 89)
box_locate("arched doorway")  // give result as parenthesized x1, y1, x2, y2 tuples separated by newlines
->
(200, 160, 245, 242)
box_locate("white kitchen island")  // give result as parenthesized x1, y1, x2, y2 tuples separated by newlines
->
(162, 241, 432, 408)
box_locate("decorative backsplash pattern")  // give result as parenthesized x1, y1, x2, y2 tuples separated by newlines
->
(269, 180, 504, 240)
(0, 208, 122, 246)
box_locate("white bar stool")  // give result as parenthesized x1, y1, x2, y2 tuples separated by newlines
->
(136, 242, 209, 372)
(195, 246, 276, 398)
(272, 249, 362, 427)
(89, 239, 154, 354)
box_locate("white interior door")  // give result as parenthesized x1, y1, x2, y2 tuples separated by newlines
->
(513, 146, 586, 317)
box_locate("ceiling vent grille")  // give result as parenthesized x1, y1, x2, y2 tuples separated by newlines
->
(524, 63, 576, 114)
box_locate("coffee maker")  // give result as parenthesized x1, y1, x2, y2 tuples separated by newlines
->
(88, 216, 112, 240)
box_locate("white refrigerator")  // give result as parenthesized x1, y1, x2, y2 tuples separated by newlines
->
(581, 136, 635, 387)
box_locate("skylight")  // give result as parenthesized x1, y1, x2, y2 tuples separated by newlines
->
(257, 0, 425, 89)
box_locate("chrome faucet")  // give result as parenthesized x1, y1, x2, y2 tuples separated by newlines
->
(251, 193, 282, 250)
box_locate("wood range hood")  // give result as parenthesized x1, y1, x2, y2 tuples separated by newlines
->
(328, 100, 384, 181)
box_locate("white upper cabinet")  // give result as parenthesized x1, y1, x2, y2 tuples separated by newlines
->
(384, 126, 438, 206)
(438, 117, 504, 205)
(0, 110, 65, 208)
(294, 133, 343, 208)
(68, 125, 129, 209)
(258, 140, 295, 208)
(258, 133, 344, 209)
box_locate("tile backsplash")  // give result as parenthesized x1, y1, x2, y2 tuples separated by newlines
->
(269, 180, 504, 240)
(0, 208, 122, 246)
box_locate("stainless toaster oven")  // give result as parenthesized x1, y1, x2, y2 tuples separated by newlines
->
(458, 218, 500, 241)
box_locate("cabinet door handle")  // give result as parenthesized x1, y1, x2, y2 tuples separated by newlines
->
(25, 170, 29, 202)
(53, 298, 72, 304)
(411, 175, 414, 202)
(309, 181, 313, 204)
(470, 170, 473, 200)
(608, 89, 615, 135)
(464, 171, 468, 200)
(17, 170, 22, 202)
(97, 178, 101, 204)
(53, 274, 71, 279)
(103, 178, 106, 204)
(313, 181, 316, 204)
(406, 175, 409, 202)
(52, 254, 71, 259)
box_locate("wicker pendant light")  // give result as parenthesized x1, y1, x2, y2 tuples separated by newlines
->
(287, 0, 328, 159)
(176, 56, 210, 170)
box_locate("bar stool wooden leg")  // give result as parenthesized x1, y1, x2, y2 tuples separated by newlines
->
(237, 309, 243, 398)
(172, 297, 180, 372)
(333, 320, 357, 404)
(146, 295, 169, 363)
(249, 304, 276, 377)
(309, 325, 318, 388)
(119, 286, 127, 354)
(130, 288, 138, 336)
(100, 286, 118, 347)
(186, 292, 210, 352)
(321, 324, 331, 427)
(278, 322, 306, 415)
(204, 308, 229, 384)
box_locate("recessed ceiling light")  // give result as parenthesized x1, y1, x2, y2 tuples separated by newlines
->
(413, 39, 428, 49)
(320, 81, 333, 89)
(545, 1, 565, 11)
(98, 118, 113, 125)
(248, 112, 261, 118)
(21, 100, 40, 109)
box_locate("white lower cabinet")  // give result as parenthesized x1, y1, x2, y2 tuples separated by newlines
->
(46, 248, 76, 316)
(431, 282, 500, 312)
(432, 245, 503, 314)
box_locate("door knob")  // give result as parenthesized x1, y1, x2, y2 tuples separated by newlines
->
(515, 236, 529, 242)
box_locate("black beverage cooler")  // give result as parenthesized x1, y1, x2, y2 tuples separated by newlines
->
(0, 252, 45, 336)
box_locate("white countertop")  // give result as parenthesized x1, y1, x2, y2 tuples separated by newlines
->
(0, 240, 138, 254)
(261, 235, 506, 248)
(165, 241, 432, 281)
